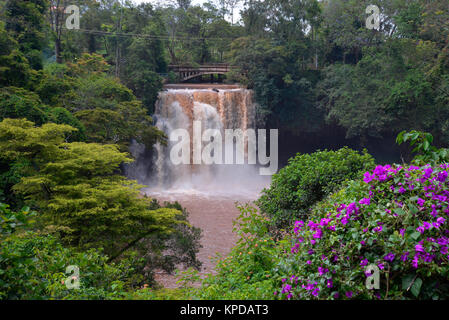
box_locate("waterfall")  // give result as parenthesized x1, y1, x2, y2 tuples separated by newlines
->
(128, 87, 270, 197)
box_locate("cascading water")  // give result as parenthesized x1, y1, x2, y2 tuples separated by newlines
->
(124, 86, 272, 287)
(128, 87, 270, 198)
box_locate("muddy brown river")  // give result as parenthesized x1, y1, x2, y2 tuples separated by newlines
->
(146, 192, 259, 288)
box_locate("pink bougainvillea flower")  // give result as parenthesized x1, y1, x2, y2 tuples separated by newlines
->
(359, 198, 370, 205)
(363, 172, 374, 183)
(384, 253, 395, 262)
(291, 243, 300, 254)
(313, 229, 323, 239)
(282, 284, 292, 293)
(417, 198, 425, 207)
(437, 171, 448, 183)
(415, 244, 425, 253)
(401, 252, 409, 262)
(412, 256, 419, 268)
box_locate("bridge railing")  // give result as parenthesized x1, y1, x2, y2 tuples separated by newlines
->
(167, 64, 240, 82)
(168, 64, 234, 70)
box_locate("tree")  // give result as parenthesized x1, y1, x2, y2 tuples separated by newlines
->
(0, 86, 49, 125)
(177, 0, 191, 10)
(0, 118, 201, 274)
(37, 54, 166, 150)
(0, 25, 37, 89)
(4, 0, 48, 69)
(48, 0, 69, 63)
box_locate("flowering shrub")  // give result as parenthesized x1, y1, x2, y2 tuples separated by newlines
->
(257, 147, 374, 229)
(276, 163, 449, 299)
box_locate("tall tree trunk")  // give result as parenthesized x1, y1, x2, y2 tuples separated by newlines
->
(55, 37, 62, 63)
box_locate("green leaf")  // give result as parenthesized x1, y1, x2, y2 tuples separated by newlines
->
(402, 274, 415, 290)
(408, 204, 419, 215)
(396, 131, 405, 144)
(411, 278, 423, 297)
(410, 231, 421, 240)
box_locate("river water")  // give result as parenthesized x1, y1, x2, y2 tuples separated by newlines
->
(146, 191, 262, 288)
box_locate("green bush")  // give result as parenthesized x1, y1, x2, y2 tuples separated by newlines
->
(256, 147, 375, 229)
(275, 163, 449, 300)
(0, 203, 35, 237)
(46, 107, 86, 142)
(124, 287, 190, 300)
(396, 130, 449, 165)
(0, 232, 133, 300)
(0, 204, 142, 300)
(0, 87, 49, 125)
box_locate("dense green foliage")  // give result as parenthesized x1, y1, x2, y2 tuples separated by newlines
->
(257, 148, 375, 228)
(0, 0, 448, 145)
(1, 231, 132, 300)
(0, 199, 199, 300)
(2, 0, 446, 145)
